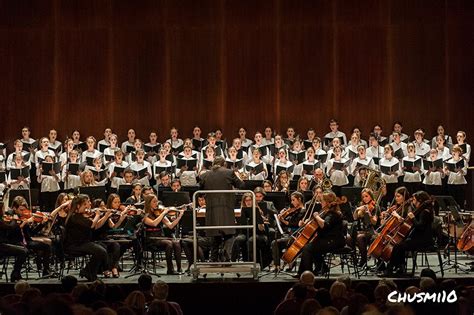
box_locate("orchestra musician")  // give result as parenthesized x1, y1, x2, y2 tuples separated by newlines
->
(383, 191, 434, 276)
(271, 191, 305, 271)
(349, 188, 381, 267)
(64, 194, 109, 281)
(143, 194, 184, 275)
(274, 170, 291, 192)
(296, 191, 345, 276)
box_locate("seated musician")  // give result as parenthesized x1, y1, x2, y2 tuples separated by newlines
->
(271, 192, 305, 271)
(142, 194, 183, 275)
(91, 194, 131, 278)
(274, 170, 291, 192)
(296, 191, 346, 276)
(63, 194, 109, 281)
(180, 194, 213, 272)
(383, 191, 434, 276)
(350, 188, 381, 267)
(6, 196, 52, 277)
(254, 187, 278, 239)
(232, 192, 272, 268)
(125, 183, 143, 205)
(0, 202, 28, 282)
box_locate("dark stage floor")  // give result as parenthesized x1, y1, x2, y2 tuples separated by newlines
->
(1, 253, 473, 315)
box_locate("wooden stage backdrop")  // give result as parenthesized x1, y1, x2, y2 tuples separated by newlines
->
(0, 0, 473, 144)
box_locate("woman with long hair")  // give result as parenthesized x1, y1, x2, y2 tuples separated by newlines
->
(297, 191, 346, 276)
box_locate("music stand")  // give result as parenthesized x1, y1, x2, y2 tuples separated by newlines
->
(78, 186, 106, 202)
(181, 186, 199, 200)
(289, 180, 298, 191)
(125, 222, 161, 279)
(161, 191, 191, 207)
(302, 190, 313, 203)
(118, 185, 133, 202)
(243, 180, 263, 191)
(434, 196, 470, 273)
(157, 186, 172, 199)
(264, 192, 288, 211)
(341, 187, 363, 206)
(8, 189, 39, 208)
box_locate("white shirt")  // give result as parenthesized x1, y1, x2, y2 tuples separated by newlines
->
(6, 152, 30, 170)
(326, 158, 349, 186)
(35, 149, 56, 167)
(379, 157, 401, 184)
(402, 156, 423, 183)
(246, 161, 267, 180)
(414, 141, 430, 157)
(445, 158, 467, 185)
(61, 164, 81, 190)
(390, 142, 408, 158)
(324, 131, 347, 148)
(82, 149, 102, 166)
(38, 174, 60, 192)
(108, 161, 130, 188)
(129, 161, 152, 186)
(422, 157, 444, 186)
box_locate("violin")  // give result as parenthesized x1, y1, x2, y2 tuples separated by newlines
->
(153, 203, 192, 217)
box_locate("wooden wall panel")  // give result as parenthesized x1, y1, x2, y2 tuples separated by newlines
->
(0, 0, 472, 147)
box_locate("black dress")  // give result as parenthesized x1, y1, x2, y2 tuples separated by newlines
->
(297, 211, 346, 274)
(387, 201, 434, 272)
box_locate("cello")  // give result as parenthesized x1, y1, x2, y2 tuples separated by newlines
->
(457, 219, 474, 255)
(368, 199, 430, 262)
(282, 196, 346, 265)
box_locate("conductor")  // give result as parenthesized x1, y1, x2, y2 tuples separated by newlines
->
(199, 156, 245, 261)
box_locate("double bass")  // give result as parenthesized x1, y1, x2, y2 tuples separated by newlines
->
(282, 195, 346, 265)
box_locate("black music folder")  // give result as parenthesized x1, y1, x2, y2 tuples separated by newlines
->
(154, 165, 175, 176)
(288, 151, 306, 164)
(245, 163, 264, 174)
(67, 163, 80, 175)
(125, 144, 135, 154)
(423, 158, 443, 170)
(91, 169, 107, 182)
(177, 158, 198, 170)
(22, 152, 31, 162)
(85, 156, 95, 167)
(372, 157, 381, 165)
(347, 149, 358, 160)
(133, 167, 148, 179)
(144, 143, 160, 154)
(10, 166, 30, 180)
(226, 159, 243, 170)
(172, 145, 184, 154)
(444, 160, 465, 172)
(380, 163, 399, 175)
(73, 142, 88, 152)
(192, 138, 206, 151)
(393, 148, 405, 159)
(0, 171, 6, 183)
(302, 162, 320, 174)
(104, 154, 115, 163)
(113, 166, 127, 178)
(324, 136, 344, 147)
(276, 164, 295, 175)
(201, 159, 213, 170)
(403, 159, 422, 173)
(22, 140, 38, 152)
(332, 160, 350, 171)
(315, 153, 328, 163)
(98, 143, 110, 153)
(42, 162, 61, 174)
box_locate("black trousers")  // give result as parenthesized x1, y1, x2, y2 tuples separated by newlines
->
(388, 237, 433, 271)
(0, 243, 28, 278)
(27, 240, 52, 273)
(232, 234, 248, 261)
(146, 238, 182, 271)
(271, 237, 291, 267)
(297, 238, 345, 275)
(248, 234, 272, 269)
(96, 241, 121, 270)
(181, 236, 213, 266)
(66, 242, 108, 280)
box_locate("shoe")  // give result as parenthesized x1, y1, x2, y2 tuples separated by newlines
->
(103, 271, 112, 278)
(10, 273, 22, 283)
(112, 271, 120, 278)
(292, 274, 300, 279)
(358, 260, 367, 268)
(79, 269, 94, 282)
(166, 270, 180, 275)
